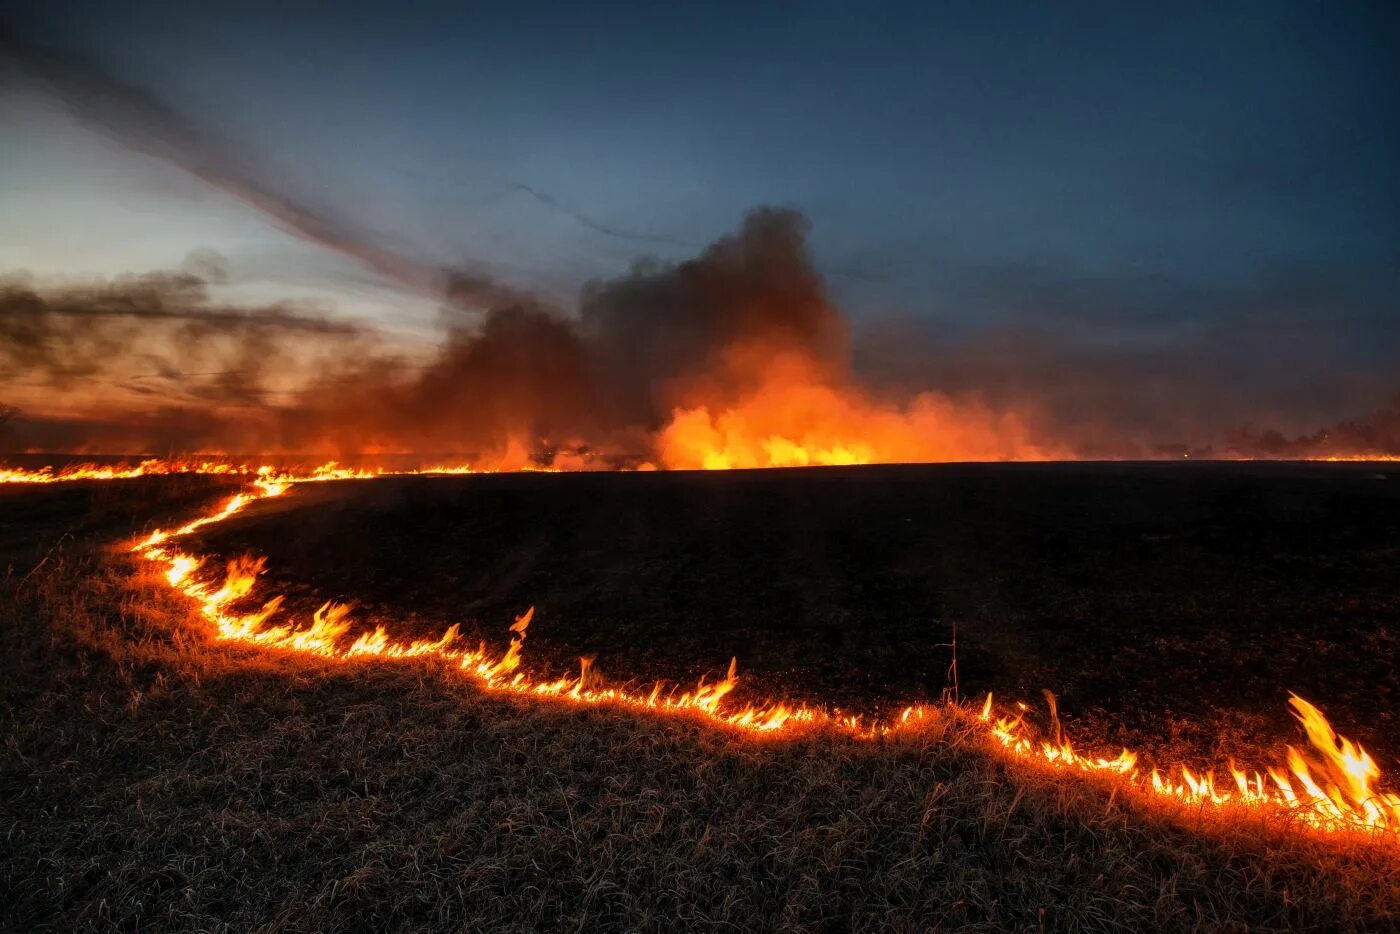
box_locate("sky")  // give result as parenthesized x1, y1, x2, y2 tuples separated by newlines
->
(2, 0, 1399, 445)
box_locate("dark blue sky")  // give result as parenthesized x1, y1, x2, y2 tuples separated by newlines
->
(3, 0, 1398, 391)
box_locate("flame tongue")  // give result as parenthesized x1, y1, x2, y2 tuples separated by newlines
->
(1286, 694, 1400, 827)
(116, 467, 1400, 846)
(980, 691, 1400, 834)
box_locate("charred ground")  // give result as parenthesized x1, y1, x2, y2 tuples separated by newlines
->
(187, 461, 1400, 767)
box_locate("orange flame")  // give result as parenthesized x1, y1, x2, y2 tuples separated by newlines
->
(658, 368, 1063, 469)
(0, 458, 541, 486)
(4, 444, 1399, 487)
(981, 691, 1400, 835)
(0, 459, 255, 484)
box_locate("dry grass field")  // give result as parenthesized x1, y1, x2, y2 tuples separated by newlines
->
(4, 468, 1400, 931)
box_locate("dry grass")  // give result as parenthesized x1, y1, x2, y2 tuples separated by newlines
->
(3, 484, 1400, 931)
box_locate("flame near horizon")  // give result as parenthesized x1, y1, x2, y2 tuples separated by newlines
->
(5, 208, 1400, 467)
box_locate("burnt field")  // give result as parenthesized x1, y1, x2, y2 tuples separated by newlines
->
(189, 460, 1400, 766)
(6, 461, 1400, 931)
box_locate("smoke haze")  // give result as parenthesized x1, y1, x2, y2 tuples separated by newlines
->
(5, 207, 1398, 463)
(3, 18, 1397, 463)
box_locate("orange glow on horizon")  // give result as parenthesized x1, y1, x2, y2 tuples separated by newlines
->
(657, 369, 1065, 469)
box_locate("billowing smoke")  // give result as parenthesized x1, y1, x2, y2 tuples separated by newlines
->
(0, 253, 391, 453)
(4, 207, 1399, 463)
(4, 19, 1397, 464)
(237, 207, 861, 463)
(1225, 398, 1400, 459)
(2, 263, 361, 394)
(0, 209, 850, 459)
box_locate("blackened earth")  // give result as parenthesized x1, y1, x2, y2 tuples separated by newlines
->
(188, 461, 1400, 767)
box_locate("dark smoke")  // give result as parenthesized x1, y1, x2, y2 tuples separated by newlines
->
(7, 202, 1400, 461)
(3, 207, 1398, 461)
(275, 207, 850, 457)
(1, 208, 851, 459)
(4, 17, 1396, 461)
(2, 269, 363, 391)
(1225, 397, 1400, 459)
(0, 254, 395, 452)
(855, 261, 1400, 459)
(582, 206, 847, 420)
(510, 183, 693, 248)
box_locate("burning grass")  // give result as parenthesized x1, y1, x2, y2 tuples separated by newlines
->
(5, 471, 1400, 930)
(4, 539, 1400, 930)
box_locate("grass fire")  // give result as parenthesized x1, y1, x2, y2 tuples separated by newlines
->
(6, 3, 1400, 930)
(6, 460, 1400, 929)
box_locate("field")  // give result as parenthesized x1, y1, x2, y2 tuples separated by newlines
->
(194, 462, 1400, 760)
(4, 463, 1400, 930)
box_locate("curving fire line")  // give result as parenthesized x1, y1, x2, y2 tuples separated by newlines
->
(8, 459, 1400, 845)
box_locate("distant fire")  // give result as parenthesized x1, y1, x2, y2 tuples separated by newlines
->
(1, 459, 252, 484)
(4, 443, 1397, 487)
(657, 360, 1062, 469)
(9, 207, 1400, 465)
(0, 459, 510, 485)
(88, 465, 1399, 846)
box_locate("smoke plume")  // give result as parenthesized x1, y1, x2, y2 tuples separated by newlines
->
(256, 207, 868, 462)
(3, 206, 1399, 463)
(4, 20, 1396, 464)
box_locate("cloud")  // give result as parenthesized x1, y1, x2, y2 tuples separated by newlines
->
(0, 255, 381, 420)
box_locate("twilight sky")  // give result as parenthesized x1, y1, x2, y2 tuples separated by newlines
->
(2, 0, 1399, 440)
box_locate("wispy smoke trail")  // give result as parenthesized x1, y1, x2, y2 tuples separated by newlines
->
(509, 183, 693, 248)
(0, 21, 527, 310)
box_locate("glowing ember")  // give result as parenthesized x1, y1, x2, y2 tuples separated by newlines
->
(106, 467, 1400, 847)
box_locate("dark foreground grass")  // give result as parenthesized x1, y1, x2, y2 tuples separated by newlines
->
(3, 481, 1400, 931)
